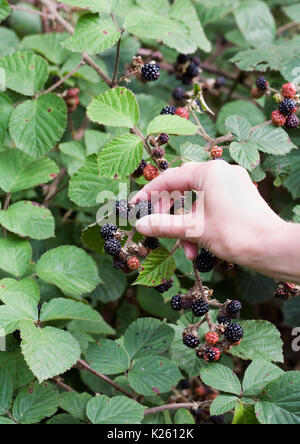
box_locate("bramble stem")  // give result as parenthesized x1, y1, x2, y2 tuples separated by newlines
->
(144, 401, 211, 416)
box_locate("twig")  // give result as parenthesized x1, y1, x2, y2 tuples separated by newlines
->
(3, 193, 11, 210)
(78, 359, 135, 399)
(170, 239, 181, 256)
(144, 401, 211, 416)
(112, 38, 122, 87)
(44, 167, 67, 207)
(53, 377, 75, 392)
(6, 411, 18, 424)
(190, 108, 213, 143)
(9, 3, 53, 18)
(116, 69, 140, 85)
(276, 22, 300, 35)
(41, 59, 85, 96)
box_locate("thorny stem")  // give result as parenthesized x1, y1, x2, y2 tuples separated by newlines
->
(53, 377, 75, 392)
(44, 167, 67, 207)
(144, 401, 212, 416)
(78, 359, 135, 399)
(190, 108, 213, 144)
(194, 264, 214, 331)
(41, 59, 85, 96)
(131, 126, 161, 168)
(115, 69, 140, 85)
(170, 239, 181, 256)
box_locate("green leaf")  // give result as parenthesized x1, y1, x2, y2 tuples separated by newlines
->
(250, 125, 296, 155)
(174, 408, 195, 424)
(283, 297, 300, 327)
(234, 1, 276, 48)
(36, 246, 100, 298)
(229, 142, 260, 171)
(0, 51, 48, 96)
(233, 403, 260, 424)
(68, 317, 115, 337)
(200, 364, 242, 395)
(229, 320, 283, 363)
(99, 134, 143, 179)
(86, 340, 130, 375)
(40, 298, 103, 323)
(60, 392, 91, 421)
(0, 234, 32, 278)
(134, 247, 176, 287)
(225, 115, 251, 142)
(20, 322, 81, 383)
(242, 360, 284, 396)
(129, 356, 181, 396)
(238, 271, 276, 304)
(0, 93, 13, 145)
(217, 101, 265, 134)
(0, 0, 10, 23)
(147, 115, 198, 136)
(0, 149, 59, 193)
(12, 382, 59, 424)
(0, 351, 34, 389)
(0, 368, 13, 415)
(59, 141, 86, 176)
(0, 27, 19, 57)
(0, 417, 15, 424)
(21, 32, 69, 64)
(283, 4, 300, 23)
(47, 414, 82, 424)
(255, 372, 300, 424)
(180, 142, 210, 162)
(0, 277, 40, 304)
(124, 10, 175, 41)
(87, 87, 139, 128)
(62, 13, 121, 55)
(57, 0, 118, 13)
(9, 94, 67, 159)
(124, 317, 175, 360)
(0, 201, 55, 240)
(93, 255, 127, 303)
(86, 395, 145, 424)
(169, 325, 203, 378)
(210, 394, 239, 416)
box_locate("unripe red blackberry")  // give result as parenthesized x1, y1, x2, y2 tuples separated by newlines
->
(192, 298, 209, 317)
(211, 146, 223, 159)
(204, 347, 221, 363)
(152, 147, 165, 158)
(141, 63, 160, 82)
(271, 110, 286, 127)
(66, 87, 80, 97)
(157, 133, 169, 146)
(175, 107, 190, 119)
(138, 245, 148, 258)
(183, 334, 200, 349)
(224, 323, 244, 343)
(127, 256, 140, 271)
(251, 87, 264, 99)
(143, 165, 159, 181)
(281, 82, 297, 99)
(205, 332, 219, 346)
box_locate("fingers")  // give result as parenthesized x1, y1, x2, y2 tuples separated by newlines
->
(182, 240, 199, 260)
(136, 213, 192, 239)
(131, 162, 210, 204)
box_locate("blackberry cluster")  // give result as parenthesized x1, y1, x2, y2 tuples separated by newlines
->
(226, 300, 242, 316)
(155, 279, 173, 293)
(143, 237, 160, 250)
(171, 294, 183, 311)
(115, 199, 130, 218)
(192, 298, 209, 317)
(100, 224, 117, 240)
(224, 323, 244, 343)
(133, 200, 153, 219)
(183, 334, 200, 349)
(195, 249, 216, 273)
(161, 106, 176, 115)
(279, 98, 297, 116)
(104, 238, 121, 257)
(141, 63, 160, 82)
(133, 159, 147, 178)
(256, 76, 268, 91)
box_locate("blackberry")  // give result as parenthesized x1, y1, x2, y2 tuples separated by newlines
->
(192, 298, 209, 317)
(161, 106, 176, 115)
(182, 74, 193, 85)
(104, 238, 122, 256)
(141, 63, 160, 82)
(210, 415, 224, 424)
(177, 54, 188, 64)
(180, 380, 190, 389)
(171, 294, 183, 311)
(155, 279, 173, 293)
(195, 249, 216, 273)
(143, 237, 160, 250)
(279, 98, 297, 116)
(113, 257, 126, 271)
(133, 159, 147, 178)
(256, 76, 268, 91)
(183, 334, 200, 349)
(100, 223, 117, 240)
(204, 347, 221, 363)
(115, 199, 130, 218)
(285, 114, 300, 129)
(133, 200, 153, 220)
(157, 133, 169, 146)
(224, 323, 244, 343)
(152, 147, 165, 158)
(226, 300, 242, 316)
(172, 87, 185, 101)
(186, 62, 199, 78)
(215, 77, 226, 88)
(159, 160, 169, 171)
(191, 56, 201, 67)
(217, 316, 231, 326)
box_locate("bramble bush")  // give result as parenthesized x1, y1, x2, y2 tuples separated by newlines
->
(0, 0, 299, 426)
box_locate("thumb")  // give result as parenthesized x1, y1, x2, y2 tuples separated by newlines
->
(136, 213, 200, 240)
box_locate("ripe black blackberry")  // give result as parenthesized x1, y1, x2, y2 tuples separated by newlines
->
(215, 77, 226, 88)
(224, 323, 244, 343)
(157, 133, 169, 146)
(183, 334, 200, 349)
(226, 300, 242, 316)
(279, 98, 297, 116)
(159, 160, 169, 171)
(204, 348, 219, 363)
(182, 74, 193, 85)
(256, 76, 268, 91)
(133, 159, 147, 178)
(161, 106, 176, 115)
(113, 257, 126, 271)
(177, 54, 188, 64)
(152, 147, 165, 158)
(171, 294, 183, 311)
(115, 199, 130, 218)
(143, 237, 160, 250)
(186, 62, 199, 78)
(141, 63, 160, 82)
(133, 200, 153, 220)
(285, 114, 300, 129)
(195, 249, 216, 273)
(172, 87, 185, 101)
(155, 279, 173, 293)
(104, 238, 121, 257)
(100, 223, 117, 240)
(217, 316, 231, 326)
(180, 380, 190, 389)
(192, 298, 209, 317)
